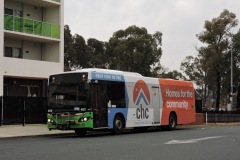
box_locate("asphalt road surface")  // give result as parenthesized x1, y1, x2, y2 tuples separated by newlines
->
(0, 125, 240, 160)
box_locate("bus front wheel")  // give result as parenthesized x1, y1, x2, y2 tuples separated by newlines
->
(111, 115, 124, 135)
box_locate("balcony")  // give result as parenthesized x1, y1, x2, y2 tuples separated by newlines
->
(3, 57, 63, 78)
(4, 15, 60, 39)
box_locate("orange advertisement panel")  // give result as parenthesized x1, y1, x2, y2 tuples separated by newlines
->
(159, 79, 195, 125)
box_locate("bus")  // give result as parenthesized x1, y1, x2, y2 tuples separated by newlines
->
(47, 68, 196, 136)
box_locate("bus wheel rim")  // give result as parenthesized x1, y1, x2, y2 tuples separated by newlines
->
(115, 119, 122, 130)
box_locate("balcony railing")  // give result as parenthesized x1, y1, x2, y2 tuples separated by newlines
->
(4, 15, 60, 39)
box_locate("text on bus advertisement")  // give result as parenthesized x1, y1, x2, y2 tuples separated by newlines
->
(165, 89, 193, 110)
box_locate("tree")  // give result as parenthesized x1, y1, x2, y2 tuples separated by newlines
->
(64, 25, 74, 71)
(180, 55, 210, 106)
(106, 25, 163, 76)
(160, 69, 185, 80)
(64, 25, 164, 77)
(180, 56, 202, 84)
(196, 10, 238, 110)
(87, 38, 106, 68)
(72, 34, 91, 69)
(64, 25, 107, 70)
(232, 30, 240, 89)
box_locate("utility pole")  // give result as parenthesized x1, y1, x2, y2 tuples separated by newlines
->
(230, 46, 233, 110)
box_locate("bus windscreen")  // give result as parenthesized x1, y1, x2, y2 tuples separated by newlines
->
(48, 73, 89, 113)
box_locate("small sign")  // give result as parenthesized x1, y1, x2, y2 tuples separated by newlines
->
(91, 73, 124, 82)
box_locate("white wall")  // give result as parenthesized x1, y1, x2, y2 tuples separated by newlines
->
(43, 42, 59, 62)
(23, 41, 42, 60)
(59, 0, 64, 70)
(23, 4, 42, 21)
(5, 38, 43, 61)
(2, 57, 63, 78)
(4, 1, 43, 21)
(4, 38, 21, 48)
(44, 6, 59, 25)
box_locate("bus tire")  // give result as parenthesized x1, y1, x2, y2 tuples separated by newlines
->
(111, 114, 124, 135)
(168, 113, 177, 130)
(75, 129, 87, 136)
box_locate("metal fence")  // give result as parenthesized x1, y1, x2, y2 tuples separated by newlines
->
(0, 96, 47, 125)
(203, 112, 240, 123)
(195, 100, 240, 123)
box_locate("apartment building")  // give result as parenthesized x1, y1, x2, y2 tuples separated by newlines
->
(0, 0, 64, 97)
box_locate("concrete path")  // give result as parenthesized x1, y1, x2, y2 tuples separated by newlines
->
(0, 124, 74, 138)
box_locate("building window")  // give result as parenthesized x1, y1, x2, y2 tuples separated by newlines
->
(4, 47, 22, 58)
(4, 8, 13, 15)
(4, 8, 22, 17)
(13, 10, 22, 17)
(4, 47, 12, 57)
(12, 48, 22, 58)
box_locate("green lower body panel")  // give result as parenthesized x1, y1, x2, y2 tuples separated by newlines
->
(47, 112, 93, 130)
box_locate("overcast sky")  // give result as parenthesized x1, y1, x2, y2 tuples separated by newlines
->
(64, 0, 240, 71)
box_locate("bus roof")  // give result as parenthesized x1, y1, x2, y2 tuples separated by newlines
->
(75, 68, 143, 77)
(50, 68, 193, 85)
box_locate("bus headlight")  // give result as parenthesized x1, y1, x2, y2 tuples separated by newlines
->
(80, 117, 90, 122)
(48, 119, 53, 123)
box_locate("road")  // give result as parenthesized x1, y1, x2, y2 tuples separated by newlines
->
(0, 125, 240, 160)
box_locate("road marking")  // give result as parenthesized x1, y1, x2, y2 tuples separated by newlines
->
(165, 136, 223, 144)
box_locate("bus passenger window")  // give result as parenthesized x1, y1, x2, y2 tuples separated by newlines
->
(108, 82, 126, 108)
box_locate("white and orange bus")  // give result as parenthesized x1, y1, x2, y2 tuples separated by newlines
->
(47, 68, 195, 136)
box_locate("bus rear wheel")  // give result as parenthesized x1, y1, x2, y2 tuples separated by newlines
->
(111, 115, 124, 135)
(168, 113, 177, 130)
(75, 129, 87, 136)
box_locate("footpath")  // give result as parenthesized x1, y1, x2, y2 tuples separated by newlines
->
(0, 123, 240, 138)
(0, 124, 74, 138)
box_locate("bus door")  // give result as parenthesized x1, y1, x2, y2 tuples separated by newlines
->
(152, 86, 160, 124)
(91, 84, 108, 128)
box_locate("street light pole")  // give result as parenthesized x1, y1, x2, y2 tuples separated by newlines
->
(230, 44, 233, 110)
(231, 46, 233, 94)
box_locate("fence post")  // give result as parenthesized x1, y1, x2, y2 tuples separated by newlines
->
(22, 99, 25, 126)
(0, 96, 2, 126)
(205, 112, 208, 125)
